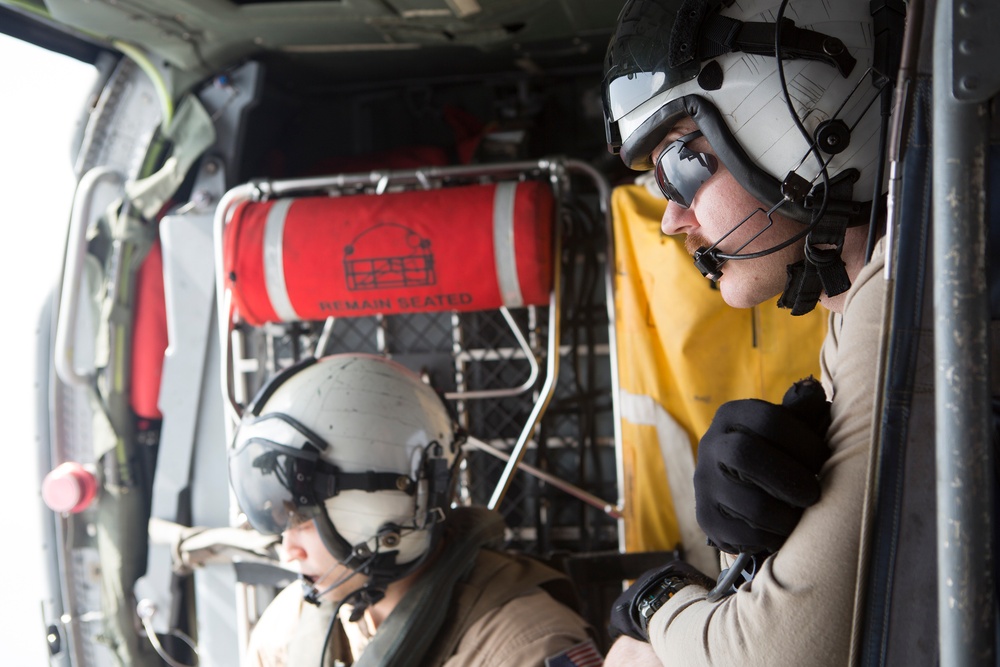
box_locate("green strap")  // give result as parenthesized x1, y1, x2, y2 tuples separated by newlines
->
(352, 507, 506, 667)
(87, 93, 216, 666)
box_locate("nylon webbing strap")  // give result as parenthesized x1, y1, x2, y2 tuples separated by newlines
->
(493, 182, 524, 308)
(315, 468, 412, 500)
(778, 168, 861, 315)
(263, 198, 299, 321)
(777, 211, 852, 316)
(693, 15, 857, 77)
(779, 259, 823, 316)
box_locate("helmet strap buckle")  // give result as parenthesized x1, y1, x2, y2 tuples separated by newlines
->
(778, 170, 863, 314)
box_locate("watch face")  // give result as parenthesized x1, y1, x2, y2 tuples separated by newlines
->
(636, 575, 691, 632)
(637, 578, 679, 624)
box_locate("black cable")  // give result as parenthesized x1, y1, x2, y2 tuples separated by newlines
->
(775, 0, 831, 229)
(318, 595, 351, 667)
(565, 190, 608, 549)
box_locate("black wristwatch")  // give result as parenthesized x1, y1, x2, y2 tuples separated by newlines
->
(609, 560, 717, 643)
(635, 573, 697, 634)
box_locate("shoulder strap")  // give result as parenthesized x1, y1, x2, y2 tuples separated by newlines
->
(351, 507, 504, 667)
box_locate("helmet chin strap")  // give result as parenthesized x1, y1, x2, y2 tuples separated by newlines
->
(691, 171, 866, 315)
(776, 173, 864, 314)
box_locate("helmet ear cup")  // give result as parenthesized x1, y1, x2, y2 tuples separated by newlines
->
(377, 524, 402, 549)
(814, 119, 852, 156)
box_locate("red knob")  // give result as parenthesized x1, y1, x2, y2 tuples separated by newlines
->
(42, 462, 98, 514)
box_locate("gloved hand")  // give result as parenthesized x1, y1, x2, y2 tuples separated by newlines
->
(694, 377, 832, 555)
(608, 560, 715, 642)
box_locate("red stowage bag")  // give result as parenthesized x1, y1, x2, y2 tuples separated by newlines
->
(224, 180, 554, 325)
(131, 239, 167, 419)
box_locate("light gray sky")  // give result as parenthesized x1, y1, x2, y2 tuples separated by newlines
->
(0, 33, 96, 663)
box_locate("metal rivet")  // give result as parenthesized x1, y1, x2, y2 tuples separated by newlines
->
(959, 2, 974, 18)
(823, 38, 844, 56)
(958, 40, 975, 55)
(962, 76, 979, 91)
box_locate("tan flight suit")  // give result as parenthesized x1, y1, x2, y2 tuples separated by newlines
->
(646, 238, 887, 665)
(246, 548, 594, 667)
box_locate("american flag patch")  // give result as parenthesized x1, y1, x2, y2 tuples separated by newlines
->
(544, 639, 604, 667)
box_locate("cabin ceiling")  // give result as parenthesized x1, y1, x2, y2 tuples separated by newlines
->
(23, 0, 623, 86)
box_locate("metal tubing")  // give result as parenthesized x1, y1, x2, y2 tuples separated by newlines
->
(443, 306, 540, 400)
(466, 436, 622, 519)
(932, 2, 994, 664)
(257, 159, 555, 196)
(566, 159, 626, 551)
(487, 232, 562, 510)
(55, 166, 123, 387)
(213, 183, 255, 425)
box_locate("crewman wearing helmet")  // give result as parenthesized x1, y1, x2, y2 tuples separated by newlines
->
(600, 0, 902, 664)
(229, 353, 599, 667)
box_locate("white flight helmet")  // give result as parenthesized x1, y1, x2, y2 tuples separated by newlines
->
(603, 0, 894, 224)
(229, 353, 458, 590)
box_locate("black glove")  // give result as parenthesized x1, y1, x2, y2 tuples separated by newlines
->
(694, 377, 832, 555)
(608, 560, 715, 642)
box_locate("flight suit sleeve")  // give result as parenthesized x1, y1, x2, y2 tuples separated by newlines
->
(646, 239, 887, 666)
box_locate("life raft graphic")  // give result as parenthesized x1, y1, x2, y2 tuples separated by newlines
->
(343, 222, 435, 291)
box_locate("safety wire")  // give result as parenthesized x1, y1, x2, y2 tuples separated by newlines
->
(112, 39, 175, 129)
(864, 86, 894, 263)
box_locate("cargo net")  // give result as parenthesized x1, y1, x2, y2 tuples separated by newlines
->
(232, 183, 617, 557)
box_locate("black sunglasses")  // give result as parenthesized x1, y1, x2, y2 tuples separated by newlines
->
(653, 130, 719, 209)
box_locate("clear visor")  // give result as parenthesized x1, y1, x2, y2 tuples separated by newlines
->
(229, 415, 328, 535)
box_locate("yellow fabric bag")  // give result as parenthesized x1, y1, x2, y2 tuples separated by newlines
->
(613, 184, 829, 568)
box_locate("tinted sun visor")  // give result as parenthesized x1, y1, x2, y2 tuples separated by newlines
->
(601, 0, 699, 123)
